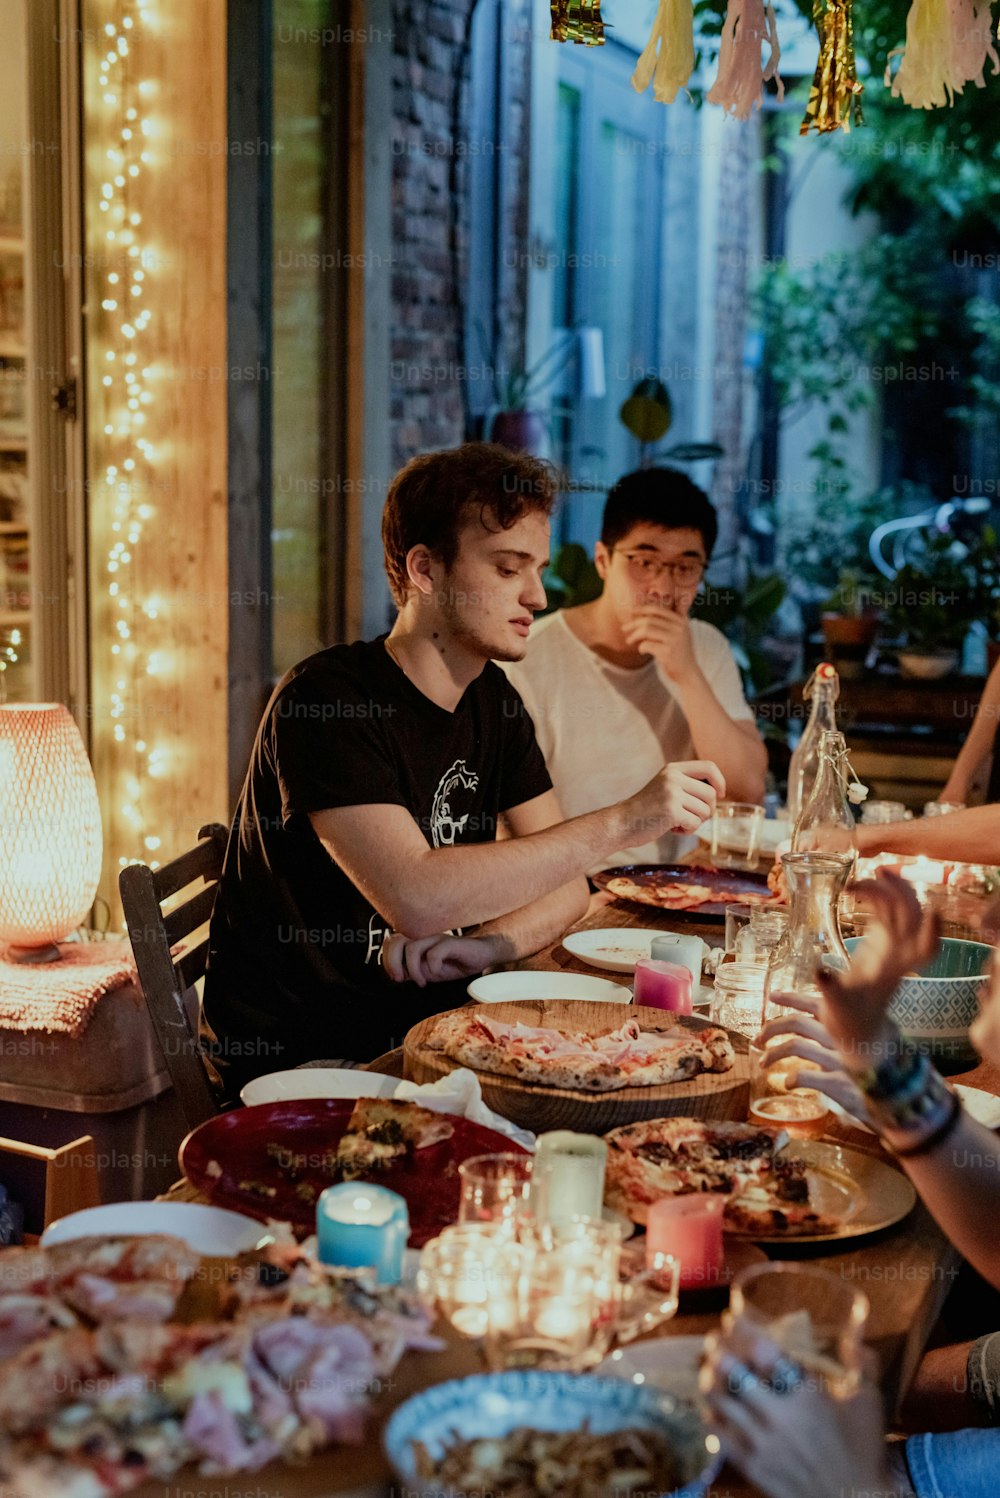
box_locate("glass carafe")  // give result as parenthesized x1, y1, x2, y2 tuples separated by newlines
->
(787, 664, 840, 823)
(754, 852, 851, 1130)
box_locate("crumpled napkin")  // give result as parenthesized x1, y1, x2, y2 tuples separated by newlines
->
(393, 1067, 536, 1153)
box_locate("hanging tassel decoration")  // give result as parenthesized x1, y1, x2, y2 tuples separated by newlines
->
(886, 0, 998, 108)
(631, 0, 695, 104)
(550, 0, 606, 45)
(707, 0, 785, 120)
(800, 0, 864, 134)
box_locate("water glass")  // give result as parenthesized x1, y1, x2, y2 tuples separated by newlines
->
(724, 903, 752, 956)
(709, 801, 765, 868)
(723, 1262, 869, 1398)
(710, 962, 767, 1039)
(457, 1153, 532, 1228)
(748, 1041, 831, 1139)
(416, 1222, 507, 1340)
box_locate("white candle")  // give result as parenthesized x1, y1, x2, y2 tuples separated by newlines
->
(535, 1298, 587, 1341)
(530, 1132, 607, 1228)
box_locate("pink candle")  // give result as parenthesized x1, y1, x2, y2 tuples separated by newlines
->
(646, 1194, 725, 1291)
(633, 958, 693, 1014)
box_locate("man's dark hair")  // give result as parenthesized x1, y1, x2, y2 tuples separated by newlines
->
(382, 442, 557, 605)
(600, 467, 718, 558)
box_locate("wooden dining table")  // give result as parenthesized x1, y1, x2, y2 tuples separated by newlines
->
(150, 886, 1000, 1498)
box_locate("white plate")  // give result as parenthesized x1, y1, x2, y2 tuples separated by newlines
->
(467, 971, 632, 1005)
(240, 1067, 399, 1106)
(562, 928, 664, 974)
(597, 1335, 706, 1405)
(955, 1085, 1000, 1130)
(42, 1201, 266, 1256)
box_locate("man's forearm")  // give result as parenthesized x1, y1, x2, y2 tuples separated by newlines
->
(474, 876, 590, 965)
(857, 807, 1000, 864)
(401, 800, 641, 937)
(674, 674, 766, 802)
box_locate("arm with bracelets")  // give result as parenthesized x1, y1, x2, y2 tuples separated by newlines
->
(810, 871, 1000, 1293)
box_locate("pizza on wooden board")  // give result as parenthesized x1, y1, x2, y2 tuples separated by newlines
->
(423, 1012, 735, 1093)
(604, 1116, 841, 1236)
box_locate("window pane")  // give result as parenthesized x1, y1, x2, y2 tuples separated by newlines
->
(592, 121, 645, 488)
(271, 2, 325, 676)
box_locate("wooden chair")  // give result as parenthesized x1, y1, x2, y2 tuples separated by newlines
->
(119, 823, 229, 1134)
(0, 1133, 101, 1239)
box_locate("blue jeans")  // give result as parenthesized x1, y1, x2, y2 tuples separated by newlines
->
(905, 1429, 1000, 1498)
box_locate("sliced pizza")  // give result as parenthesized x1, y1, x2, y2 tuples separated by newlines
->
(604, 1116, 841, 1237)
(334, 1097, 454, 1181)
(424, 1012, 735, 1093)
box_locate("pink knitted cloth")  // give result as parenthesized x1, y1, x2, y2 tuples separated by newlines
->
(0, 941, 137, 1038)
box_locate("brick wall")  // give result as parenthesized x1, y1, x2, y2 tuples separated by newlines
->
(389, 0, 533, 470)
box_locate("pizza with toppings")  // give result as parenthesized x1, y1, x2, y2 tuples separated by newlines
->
(423, 1012, 735, 1093)
(605, 876, 716, 909)
(334, 1097, 455, 1180)
(604, 1117, 841, 1236)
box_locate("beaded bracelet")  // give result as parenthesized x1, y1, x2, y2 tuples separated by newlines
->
(856, 1039, 957, 1140)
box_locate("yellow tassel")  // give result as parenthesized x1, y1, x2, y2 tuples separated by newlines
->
(631, 0, 695, 104)
(886, 0, 998, 108)
(800, 0, 864, 134)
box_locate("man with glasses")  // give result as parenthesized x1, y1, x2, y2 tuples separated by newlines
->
(504, 467, 767, 870)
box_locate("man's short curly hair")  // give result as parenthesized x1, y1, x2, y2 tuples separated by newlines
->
(382, 442, 557, 605)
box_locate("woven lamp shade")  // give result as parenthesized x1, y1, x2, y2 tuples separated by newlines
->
(0, 704, 103, 951)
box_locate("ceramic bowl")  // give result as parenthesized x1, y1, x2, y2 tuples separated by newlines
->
(384, 1370, 722, 1498)
(846, 936, 992, 1067)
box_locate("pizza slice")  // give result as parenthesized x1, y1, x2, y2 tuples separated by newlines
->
(723, 1157, 841, 1236)
(335, 1098, 455, 1181)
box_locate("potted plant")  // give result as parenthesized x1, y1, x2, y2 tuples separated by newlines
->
(884, 552, 979, 678)
(486, 330, 581, 455)
(820, 569, 880, 679)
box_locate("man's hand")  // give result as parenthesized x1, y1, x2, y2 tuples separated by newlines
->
(380, 932, 500, 988)
(816, 870, 940, 1072)
(626, 760, 725, 840)
(622, 606, 699, 685)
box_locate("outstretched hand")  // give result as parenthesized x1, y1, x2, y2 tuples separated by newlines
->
(815, 870, 940, 1072)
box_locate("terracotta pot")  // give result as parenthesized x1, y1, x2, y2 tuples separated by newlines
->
(489, 410, 546, 455)
(821, 615, 879, 650)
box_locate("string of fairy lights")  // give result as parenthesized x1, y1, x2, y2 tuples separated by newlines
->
(94, 0, 164, 871)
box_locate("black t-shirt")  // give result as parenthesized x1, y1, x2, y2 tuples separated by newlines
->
(203, 635, 552, 1092)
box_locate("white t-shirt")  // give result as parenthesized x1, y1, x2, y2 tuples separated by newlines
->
(503, 609, 756, 871)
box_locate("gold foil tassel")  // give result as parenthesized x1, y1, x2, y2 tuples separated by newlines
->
(800, 0, 864, 133)
(550, 1, 606, 45)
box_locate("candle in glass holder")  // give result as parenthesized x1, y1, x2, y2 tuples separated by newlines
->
(530, 1131, 607, 1228)
(633, 958, 693, 1014)
(317, 1183, 409, 1285)
(646, 1194, 724, 1291)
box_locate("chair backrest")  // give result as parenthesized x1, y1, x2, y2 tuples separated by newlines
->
(0, 1133, 101, 1237)
(119, 822, 229, 1133)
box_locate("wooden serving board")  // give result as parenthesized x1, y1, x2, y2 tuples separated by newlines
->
(403, 1001, 750, 1134)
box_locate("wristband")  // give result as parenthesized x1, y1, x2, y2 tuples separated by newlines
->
(889, 1090, 962, 1159)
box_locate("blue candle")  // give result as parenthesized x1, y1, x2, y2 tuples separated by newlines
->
(317, 1183, 410, 1285)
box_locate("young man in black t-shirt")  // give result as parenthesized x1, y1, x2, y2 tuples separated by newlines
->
(204, 443, 724, 1096)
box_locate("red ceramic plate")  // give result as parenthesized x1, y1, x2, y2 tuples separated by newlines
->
(593, 863, 779, 920)
(180, 1100, 527, 1247)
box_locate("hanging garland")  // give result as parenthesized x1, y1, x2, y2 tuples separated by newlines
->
(562, 0, 1000, 126)
(800, 0, 865, 132)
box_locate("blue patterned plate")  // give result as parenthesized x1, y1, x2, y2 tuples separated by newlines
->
(384, 1369, 723, 1498)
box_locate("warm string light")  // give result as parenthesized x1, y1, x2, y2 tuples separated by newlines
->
(94, 0, 165, 871)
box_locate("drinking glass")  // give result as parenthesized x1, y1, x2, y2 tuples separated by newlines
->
(457, 1153, 532, 1228)
(724, 903, 752, 957)
(710, 963, 767, 1039)
(924, 801, 965, 817)
(723, 1262, 869, 1398)
(710, 802, 765, 869)
(416, 1222, 507, 1339)
(748, 1040, 831, 1139)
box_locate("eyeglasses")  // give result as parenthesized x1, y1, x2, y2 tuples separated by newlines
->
(613, 549, 706, 586)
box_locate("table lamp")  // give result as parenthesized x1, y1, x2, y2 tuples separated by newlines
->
(0, 704, 102, 962)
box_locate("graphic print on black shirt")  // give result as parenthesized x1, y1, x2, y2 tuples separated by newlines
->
(203, 635, 551, 1088)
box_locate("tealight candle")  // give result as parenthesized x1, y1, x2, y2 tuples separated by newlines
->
(317, 1183, 409, 1285)
(633, 958, 693, 1014)
(530, 1131, 608, 1228)
(646, 1194, 725, 1292)
(650, 934, 706, 984)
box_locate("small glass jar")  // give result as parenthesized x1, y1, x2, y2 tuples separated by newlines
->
(860, 799, 910, 825)
(710, 962, 767, 1039)
(733, 905, 790, 965)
